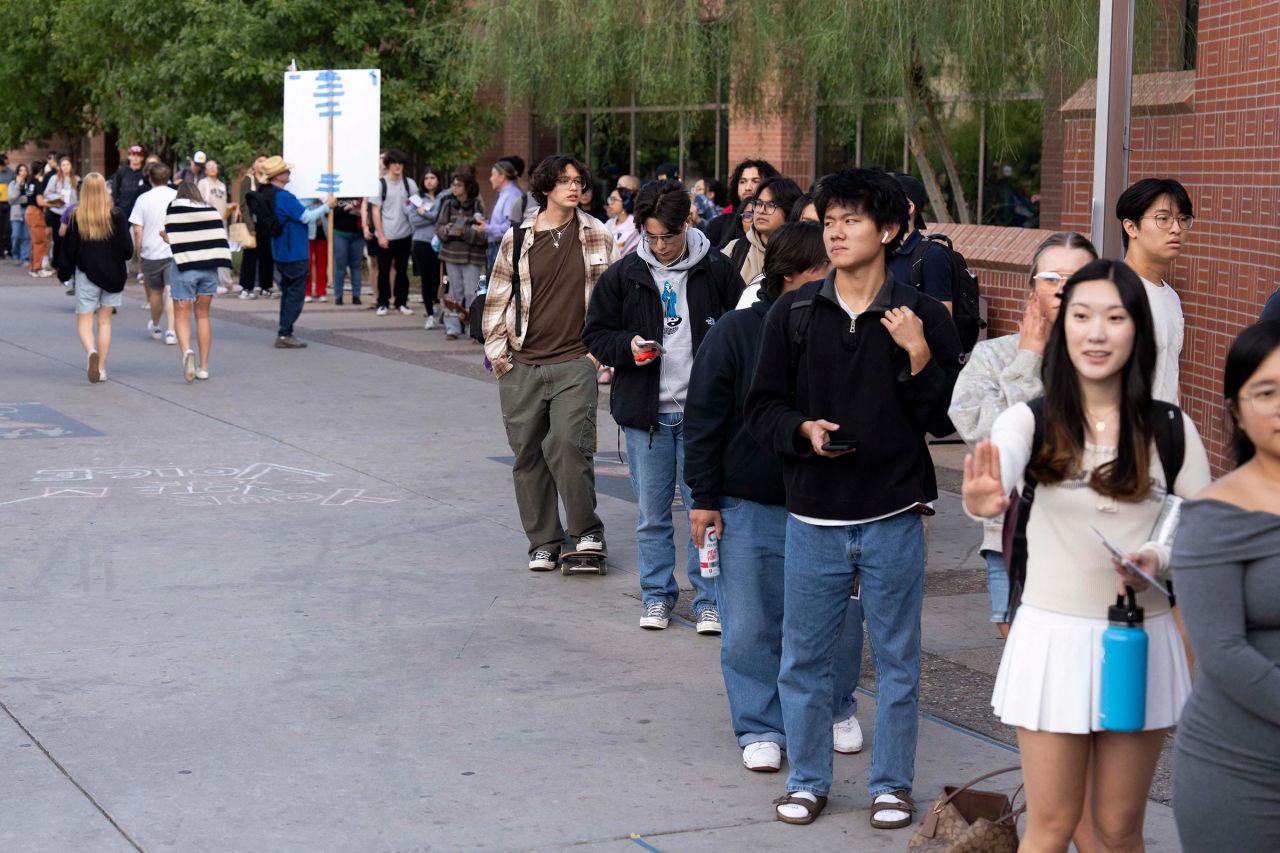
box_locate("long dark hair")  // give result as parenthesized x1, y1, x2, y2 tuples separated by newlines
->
(762, 222, 826, 301)
(1224, 320, 1280, 465)
(1029, 259, 1158, 500)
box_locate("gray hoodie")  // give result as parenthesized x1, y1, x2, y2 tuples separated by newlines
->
(638, 226, 711, 412)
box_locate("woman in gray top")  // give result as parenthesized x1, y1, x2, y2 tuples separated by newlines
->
(1172, 320, 1280, 852)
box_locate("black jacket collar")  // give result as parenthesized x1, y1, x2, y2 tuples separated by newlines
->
(816, 268, 913, 314)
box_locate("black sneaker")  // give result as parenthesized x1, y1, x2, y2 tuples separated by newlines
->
(528, 549, 559, 571)
(575, 532, 605, 553)
(352, 296, 362, 305)
(335, 297, 344, 305)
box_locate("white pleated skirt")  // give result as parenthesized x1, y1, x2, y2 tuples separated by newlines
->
(991, 604, 1191, 734)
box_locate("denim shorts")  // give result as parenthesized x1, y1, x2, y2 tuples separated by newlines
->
(74, 271, 123, 315)
(171, 267, 220, 301)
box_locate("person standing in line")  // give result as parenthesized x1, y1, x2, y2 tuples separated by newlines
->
(584, 179, 745, 634)
(8, 164, 31, 265)
(44, 156, 80, 292)
(1171, 320, 1280, 853)
(725, 175, 803, 305)
(0, 154, 13, 257)
(745, 168, 962, 828)
(238, 155, 275, 299)
(482, 154, 614, 572)
(436, 169, 487, 339)
(888, 173, 954, 313)
(330, 198, 365, 306)
(262, 156, 335, 348)
(164, 181, 230, 381)
(948, 232, 1098, 638)
(1116, 177, 1194, 404)
(197, 160, 233, 295)
(409, 167, 444, 325)
(109, 145, 149, 221)
(173, 151, 206, 186)
(57, 173, 132, 384)
(685, 221, 866, 773)
(129, 163, 179, 346)
(304, 212, 328, 303)
(963, 260, 1210, 851)
(604, 185, 639, 258)
(25, 163, 51, 277)
(704, 159, 778, 249)
(481, 159, 526, 274)
(368, 149, 417, 316)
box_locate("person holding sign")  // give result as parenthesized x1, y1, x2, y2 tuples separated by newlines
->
(262, 156, 335, 348)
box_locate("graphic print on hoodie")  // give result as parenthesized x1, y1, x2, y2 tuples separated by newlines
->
(639, 227, 711, 414)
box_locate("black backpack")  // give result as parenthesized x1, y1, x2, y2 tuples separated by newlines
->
(245, 185, 282, 239)
(1003, 397, 1186, 618)
(909, 233, 986, 352)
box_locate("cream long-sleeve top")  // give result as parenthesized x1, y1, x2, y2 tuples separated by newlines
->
(971, 401, 1211, 618)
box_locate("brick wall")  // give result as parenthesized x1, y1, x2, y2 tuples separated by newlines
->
(727, 108, 815, 189)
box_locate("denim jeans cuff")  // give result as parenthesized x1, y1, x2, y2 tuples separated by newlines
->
(869, 785, 913, 798)
(787, 784, 829, 797)
(739, 733, 785, 748)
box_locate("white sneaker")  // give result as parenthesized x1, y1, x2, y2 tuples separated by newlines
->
(182, 349, 196, 383)
(398, 305, 414, 316)
(318, 295, 328, 302)
(695, 607, 722, 636)
(304, 295, 313, 303)
(423, 315, 439, 330)
(238, 289, 257, 300)
(163, 330, 178, 346)
(833, 713, 864, 754)
(195, 367, 209, 381)
(376, 306, 388, 316)
(147, 320, 163, 341)
(639, 601, 671, 630)
(215, 286, 228, 295)
(743, 742, 782, 772)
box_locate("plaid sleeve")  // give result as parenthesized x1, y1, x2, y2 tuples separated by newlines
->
(483, 227, 517, 376)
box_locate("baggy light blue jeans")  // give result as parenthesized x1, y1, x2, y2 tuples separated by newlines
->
(623, 413, 716, 614)
(717, 497, 860, 748)
(780, 511, 924, 798)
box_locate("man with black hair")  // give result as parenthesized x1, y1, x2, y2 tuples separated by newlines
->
(724, 175, 803, 301)
(483, 155, 615, 573)
(704, 159, 779, 249)
(109, 145, 149, 222)
(369, 149, 417, 316)
(584, 179, 744, 634)
(745, 168, 962, 829)
(888, 172, 953, 313)
(1116, 177, 1194, 404)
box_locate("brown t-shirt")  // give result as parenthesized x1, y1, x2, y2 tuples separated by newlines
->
(514, 224, 589, 365)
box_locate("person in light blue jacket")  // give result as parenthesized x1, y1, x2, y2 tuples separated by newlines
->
(409, 167, 446, 328)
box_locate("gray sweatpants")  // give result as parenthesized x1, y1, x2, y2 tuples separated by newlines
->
(498, 355, 603, 555)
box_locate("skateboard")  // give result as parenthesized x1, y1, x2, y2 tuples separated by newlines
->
(560, 549, 607, 576)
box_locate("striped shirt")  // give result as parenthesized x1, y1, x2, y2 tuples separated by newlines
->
(164, 198, 231, 271)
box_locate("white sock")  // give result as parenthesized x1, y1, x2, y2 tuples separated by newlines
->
(874, 793, 910, 823)
(777, 790, 818, 820)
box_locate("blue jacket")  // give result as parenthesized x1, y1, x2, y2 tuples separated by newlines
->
(271, 189, 328, 263)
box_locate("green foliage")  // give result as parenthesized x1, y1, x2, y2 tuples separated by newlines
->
(0, 0, 496, 170)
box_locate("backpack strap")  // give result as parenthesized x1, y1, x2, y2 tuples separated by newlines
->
(908, 233, 930, 292)
(785, 280, 822, 397)
(380, 177, 387, 205)
(1150, 401, 1185, 494)
(510, 226, 527, 338)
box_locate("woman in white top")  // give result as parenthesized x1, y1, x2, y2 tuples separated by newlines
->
(604, 186, 639, 258)
(963, 259, 1211, 852)
(44, 157, 79, 287)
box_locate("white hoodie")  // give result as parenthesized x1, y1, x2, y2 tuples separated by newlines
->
(638, 227, 711, 412)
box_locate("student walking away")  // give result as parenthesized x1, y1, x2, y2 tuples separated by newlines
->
(109, 145, 149, 222)
(129, 163, 179, 345)
(1172, 321, 1280, 853)
(8, 164, 32, 264)
(25, 164, 51, 276)
(436, 170, 487, 339)
(331, 197, 365, 306)
(408, 167, 444, 323)
(962, 259, 1211, 851)
(369, 149, 417, 316)
(262, 155, 336, 348)
(44, 156, 80, 292)
(1117, 177, 1194, 404)
(481, 159, 526, 274)
(704, 159, 778, 249)
(584, 179, 745, 634)
(57, 173, 132, 384)
(745, 168, 962, 829)
(948, 232, 1098, 638)
(164, 182, 231, 381)
(685, 222, 865, 773)
(482, 154, 614, 572)
(726, 176, 802, 307)
(238, 155, 276, 299)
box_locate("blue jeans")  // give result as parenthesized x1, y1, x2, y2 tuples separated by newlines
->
(276, 260, 308, 337)
(718, 497, 861, 748)
(332, 232, 364, 300)
(983, 550, 1011, 623)
(623, 413, 716, 613)
(10, 218, 29, 261)
(780, 511, 924, 798)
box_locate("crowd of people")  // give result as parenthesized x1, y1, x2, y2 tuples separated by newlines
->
(13, 141, 1278, 848)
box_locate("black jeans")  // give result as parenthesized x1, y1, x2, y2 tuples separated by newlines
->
(47, 210, 63, 276)
(0, 204, 10, 256)
(276, 259, 308, 337)
(411, 239, 441, 316)
(376, 236, 412, 309)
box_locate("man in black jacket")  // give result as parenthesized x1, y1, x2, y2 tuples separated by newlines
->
(684, 221, 864, 774)
(745, 169, 961, 829)
(583, 179, 743, 634)
(109, 145, 149, 221)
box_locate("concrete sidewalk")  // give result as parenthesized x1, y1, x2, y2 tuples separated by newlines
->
(0, 273, 1181, 851)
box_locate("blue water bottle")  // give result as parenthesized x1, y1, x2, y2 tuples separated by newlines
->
(1099, 586, 1148, 732)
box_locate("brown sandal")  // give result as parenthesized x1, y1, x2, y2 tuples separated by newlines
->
(774, 792, 827, 825)
(870, 789, 914, 829)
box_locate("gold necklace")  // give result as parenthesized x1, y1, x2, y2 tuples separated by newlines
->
(1086, 406, 1119, 434)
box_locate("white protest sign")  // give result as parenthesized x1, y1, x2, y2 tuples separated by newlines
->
(282, 69, 381, 199)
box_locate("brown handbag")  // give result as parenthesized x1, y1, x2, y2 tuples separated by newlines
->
(908, 766, 1024, 853)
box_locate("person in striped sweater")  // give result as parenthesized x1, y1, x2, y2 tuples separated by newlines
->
(163, 181, 231, 382)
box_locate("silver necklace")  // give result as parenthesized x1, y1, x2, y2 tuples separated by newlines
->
(549, 221, 570, 249)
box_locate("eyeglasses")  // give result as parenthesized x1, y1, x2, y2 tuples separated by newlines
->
(751, 199, 781, 215)
(1238, 386, 1280, 417)
(642, 231, 683, 245)
(1033, 271, 1068, 288)
(556, 177, 586, 189)
(1141, 213, 1194, 231)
